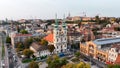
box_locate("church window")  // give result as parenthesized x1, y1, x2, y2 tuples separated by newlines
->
(57, 32, 58, 34)
(57, 38, 59, 42)
(57, 46, 58, 49)
(65, 38, 66, 40)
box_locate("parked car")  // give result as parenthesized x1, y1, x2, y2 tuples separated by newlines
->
(1, 60, 5, 68)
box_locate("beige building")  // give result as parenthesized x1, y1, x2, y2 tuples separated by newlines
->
(80, 37, 120, 63)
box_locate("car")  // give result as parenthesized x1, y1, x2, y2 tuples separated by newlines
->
(1, 60, 5, 67)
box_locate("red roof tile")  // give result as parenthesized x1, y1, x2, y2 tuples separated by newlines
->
(44, 33, 54, 43)
(115, 55, 120, 65)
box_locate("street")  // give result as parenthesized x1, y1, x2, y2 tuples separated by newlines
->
(80, 52, 106, 68)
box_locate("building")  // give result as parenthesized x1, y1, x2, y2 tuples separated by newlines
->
(107, 44, 120, 65)
(80, 37, 120, 63)
(44, 17, 67, 53)
(30, 42, 50, 57)
(11, 33, 32, 48)
(67, 27, 82, 44)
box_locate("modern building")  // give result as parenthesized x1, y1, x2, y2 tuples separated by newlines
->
(44, 17, 68, 53)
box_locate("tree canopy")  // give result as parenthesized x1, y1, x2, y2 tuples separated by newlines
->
(48, 45, 55, 53)
(107, 64, 120, 68)
(46, 55, 68, 68)
(29, 61, 39, 68)
(40, 39, 48, 46)
(20, 29, 28, 34)
(23, 49, 33, 58)
(23, 38, 33, 49)
(75, 52, 80, 58)
(62, 62, 90, 68)
(6, 36, 11, 43)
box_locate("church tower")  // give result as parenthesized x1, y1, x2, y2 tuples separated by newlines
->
(53, 15, 67, 53)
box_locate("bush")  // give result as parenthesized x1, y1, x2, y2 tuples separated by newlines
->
(71, 57, 80, 62)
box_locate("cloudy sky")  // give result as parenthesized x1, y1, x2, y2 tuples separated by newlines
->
(0, 0, 119, 20)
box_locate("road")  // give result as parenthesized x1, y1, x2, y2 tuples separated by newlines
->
(80, 53, 106, 68)
(0, 40, 2, 68)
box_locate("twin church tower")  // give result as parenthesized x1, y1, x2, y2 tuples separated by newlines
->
(53, 15, 67, 53)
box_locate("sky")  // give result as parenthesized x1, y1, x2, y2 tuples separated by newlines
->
(0, 0, 120, 20)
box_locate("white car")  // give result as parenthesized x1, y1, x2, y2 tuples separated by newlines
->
(1, 60, 5, 67)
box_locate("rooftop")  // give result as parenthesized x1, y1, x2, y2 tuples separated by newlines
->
(93, 37, 120, 45)
(44, 33, 54, 43)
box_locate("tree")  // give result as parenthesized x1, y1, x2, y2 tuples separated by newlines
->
(75, 52, 80, 58)
(61, 62, 90, 68)
(40, 39, 48, 46)
(107, 64, 120, 68)
(48, 45, 55, 54)
(114, 27, 120, 31)
(16, 25, 20, 32)
(16, 42, 24, 52)
(6, 36, 11, 43)
(76, 62, 90, 68)
(61, 63, 75, 68)
(95, 15, 100, 24)
(33, 37, 41, 42)
(29, 61, 39, 68)
(20, 29, 28, 34)
(23, 49, 33, 58)
(46, 55, 68, 68)
(23, 38, 33, 49)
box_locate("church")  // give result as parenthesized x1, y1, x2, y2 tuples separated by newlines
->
(44, 16, 67, 53)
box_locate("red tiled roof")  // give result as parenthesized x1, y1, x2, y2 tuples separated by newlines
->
(44, 33, 54, 43)
(106, 61, 113, 65)
(115, 55, 120, 65)
(14, 34, 32, 37)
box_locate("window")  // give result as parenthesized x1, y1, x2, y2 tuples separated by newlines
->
(65, 38, 66, 40)
(64, 44, 66, 47)
(56, 46, 58, 49)
(57, 38, 59, 42)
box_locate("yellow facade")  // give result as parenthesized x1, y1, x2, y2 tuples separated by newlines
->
(80, 41, 108, 62)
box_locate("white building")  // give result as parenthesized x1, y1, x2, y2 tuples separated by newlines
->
(108, 45, 120, 64)
(44, 18, 68, 53)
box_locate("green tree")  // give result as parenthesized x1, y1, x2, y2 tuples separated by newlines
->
(46, 55, 67, 68)
(46, 56, 52, 64)
(107, 64, 120, 68)
(95, 15, 100, 24)
(61, 63, 75, 68)
(23, 38, 33, 48)
(40, 39, 48, 46)
(16, 42, 24, 52)
(23, 49, 33, 58)
(114, 27, 120, 31)
(6, 36, 11, 43)
(20, 29, 28, 34)
(61, 62, 90, 68)
(75, 52, 80, 58)
(29, 61, 39, 68)
(48, 45, 55, 54)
